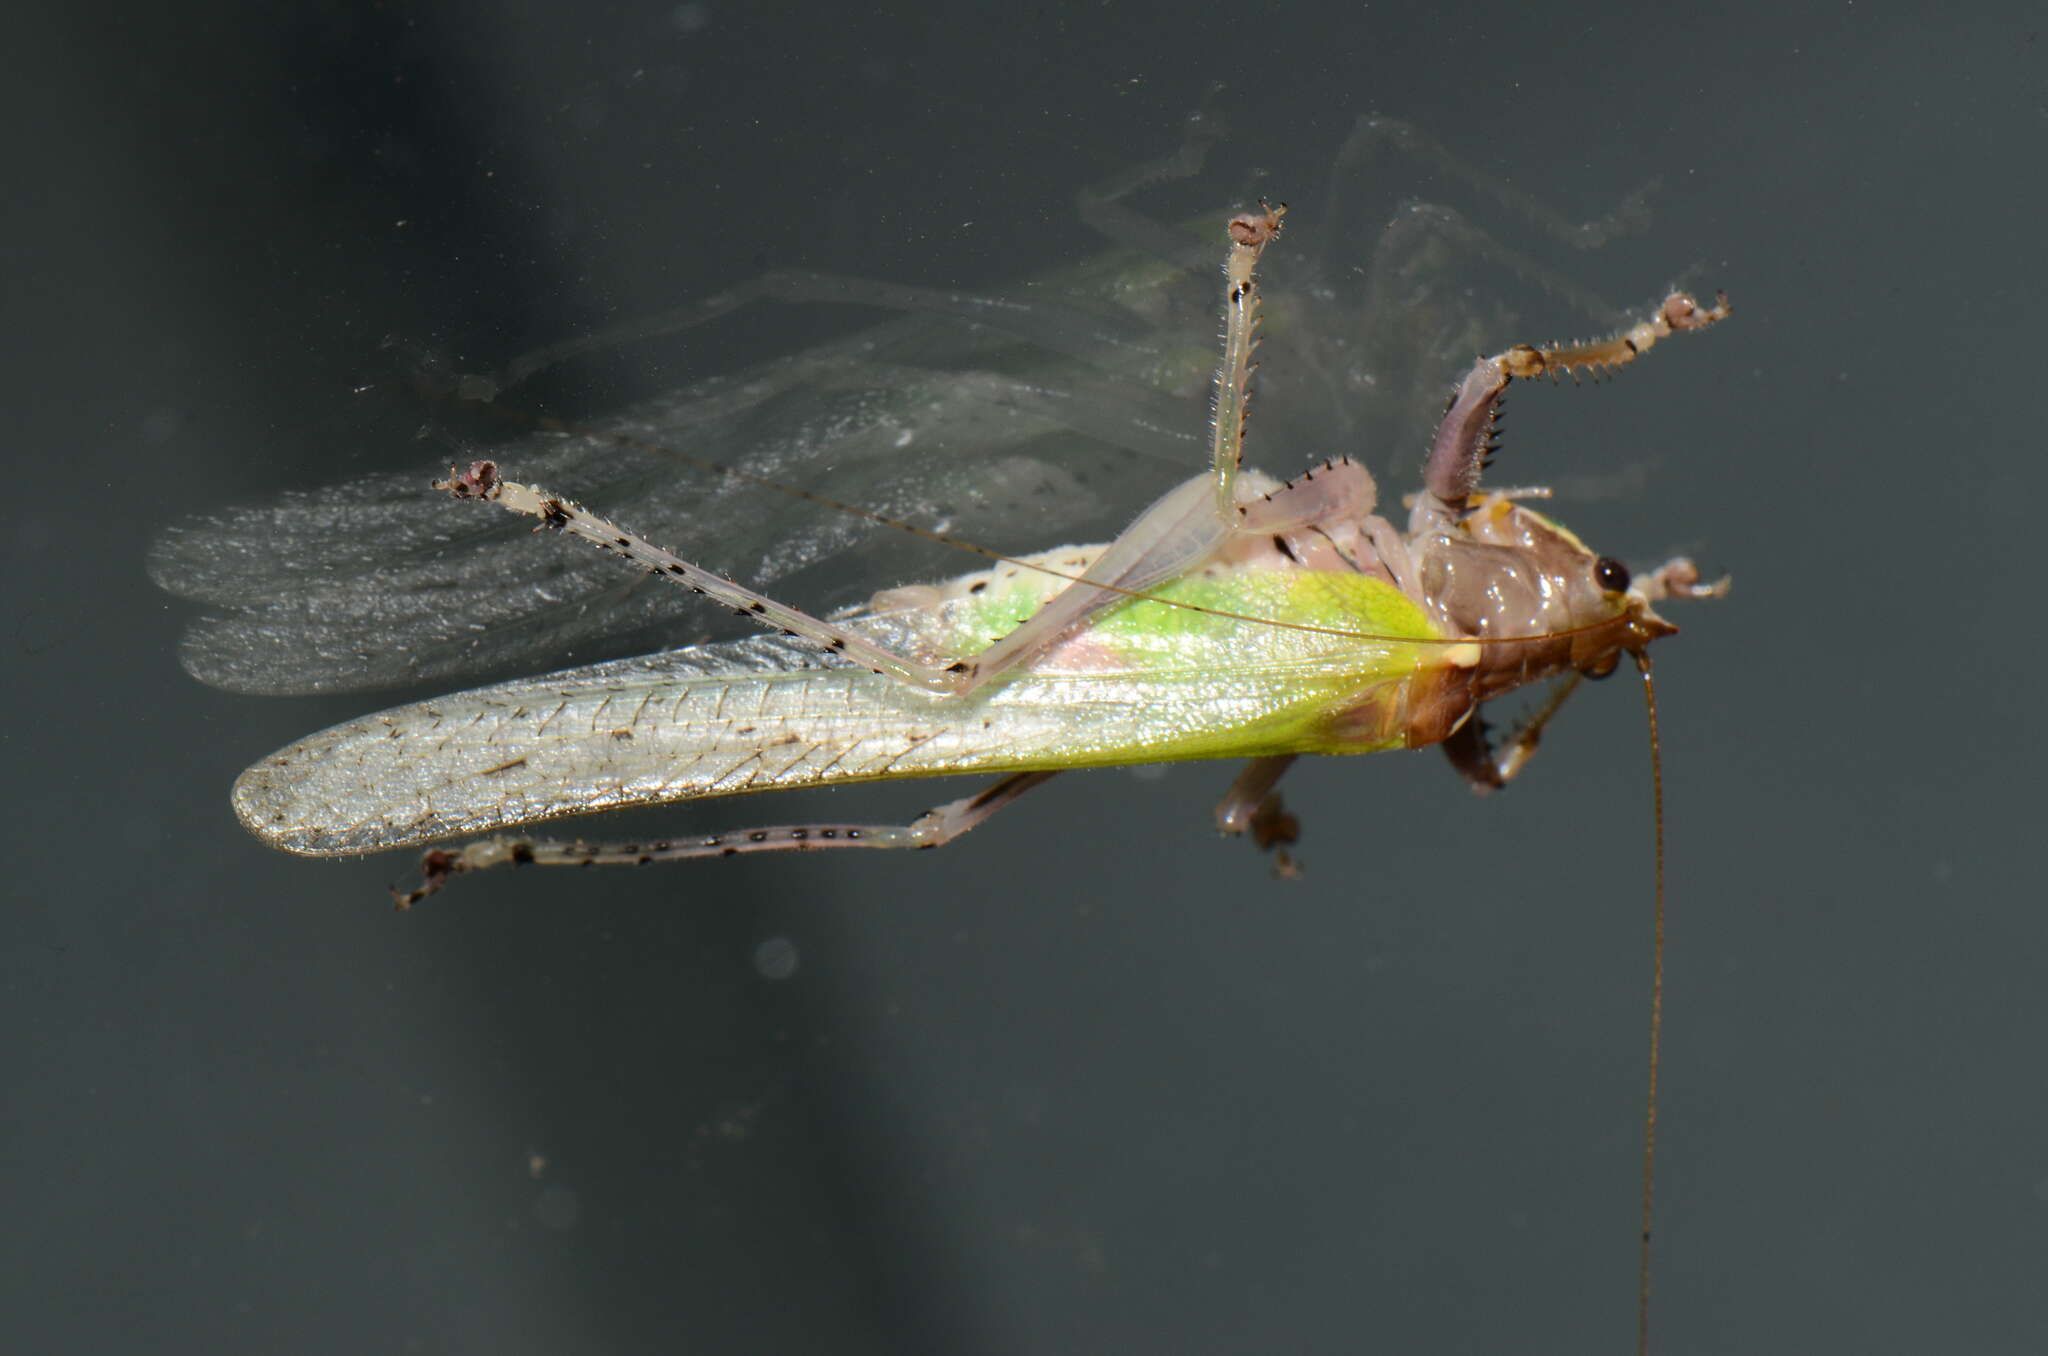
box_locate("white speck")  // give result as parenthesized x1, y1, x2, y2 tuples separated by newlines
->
(753, 935, 799, 980)
(894, 428, 915, 448)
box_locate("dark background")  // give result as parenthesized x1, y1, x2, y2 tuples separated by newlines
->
(8, 3, 2044, 1353)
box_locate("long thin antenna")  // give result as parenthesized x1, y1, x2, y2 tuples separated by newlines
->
(1633, 648, 1666, 1356)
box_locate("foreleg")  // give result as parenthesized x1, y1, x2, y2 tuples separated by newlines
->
(1422, 290, 1731, 511)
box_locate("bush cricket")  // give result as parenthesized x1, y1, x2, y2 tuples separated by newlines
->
(223, 202, 1726, 904)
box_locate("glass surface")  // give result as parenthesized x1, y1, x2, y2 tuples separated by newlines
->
(8, 4, 2044, 1352)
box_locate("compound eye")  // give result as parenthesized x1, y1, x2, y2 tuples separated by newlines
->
(1594, 556, 1631, 593)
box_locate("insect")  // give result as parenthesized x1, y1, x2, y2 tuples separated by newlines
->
(217, 199, 1726, 901)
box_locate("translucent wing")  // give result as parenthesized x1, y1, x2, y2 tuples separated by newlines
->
(149, 259, 1219, 696)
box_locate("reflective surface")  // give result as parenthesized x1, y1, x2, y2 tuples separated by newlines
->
(9, 5, 2045, 1353)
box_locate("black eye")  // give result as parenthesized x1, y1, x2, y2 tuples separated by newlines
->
(1594, 556, 1631, 592)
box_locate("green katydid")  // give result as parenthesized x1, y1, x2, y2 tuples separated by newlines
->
(227, 203, 1727, 905)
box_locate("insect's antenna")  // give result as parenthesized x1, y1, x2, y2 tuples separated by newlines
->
(1632, 647, 1666, 1356)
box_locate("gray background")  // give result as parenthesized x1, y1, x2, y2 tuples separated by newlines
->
(7, 3, 2043, 1353)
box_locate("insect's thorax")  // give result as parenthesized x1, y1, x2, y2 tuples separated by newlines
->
(1411, 495, 1610, 635)
(1407, 491, 1673, 703)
